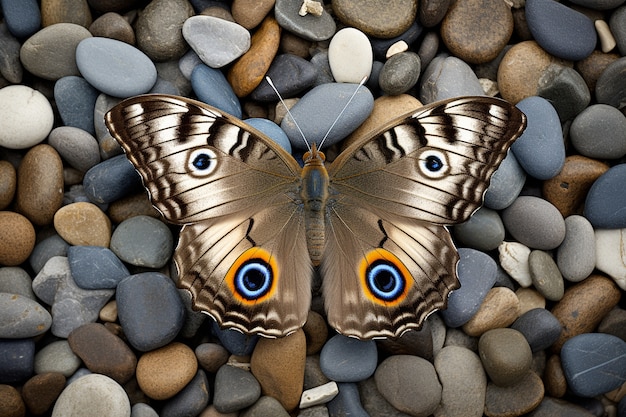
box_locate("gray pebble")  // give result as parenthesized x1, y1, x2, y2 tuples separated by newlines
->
(501, 196, 566, 250)
(183, 15, 250, 68)
(596, 56, 626, 108)
(161, 370, 210, 417)
(556, 215, 596, 282)
(511, 308, 562, 352)
(54, 76, 99, 135)
(0, 22, 22, 83)
(68, 246, 130, 290)
(34, 340, 81, 377)
(570, 104, 626, 159)
(610, 6, 626, 56)
(241, 396, 290, 417)
(0, 267, 35, 299)
(327, 383, 369, 417)
(537, 64, 590, 121)
(378, 52, 421, 96)
(478, 328, 533, 387)
(419, 55, 484, 103)
(484, 151, 526, 210)
(358, 377, 411, 417)
(298, 405, 330, 417)
(29, 234, 69, 274)
(110, 215, 173, 268)
(0, 293, 51, 338)
(304, 355, 331, 390)
(93, 94, 123, 159)
(155, 60, 192, 96)
(51, 374, 130, 417)
(83, 155, 143, 204)
(131, 403, 159, 417)
(310, 51, 334, 86)
(584, 163, 626, 229)
(274, 0, 336, 41)
(453, 207, 505, 252)
(213, 365, 261, 413)
(0, 338, 35, 383)
(251, 54, 318, 101)
(320, 335, 377, 382)
(529, 250, 564, 301)
(48, 126, 101, 172)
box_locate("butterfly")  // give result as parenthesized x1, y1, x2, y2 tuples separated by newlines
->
(105, 92, 526, 340)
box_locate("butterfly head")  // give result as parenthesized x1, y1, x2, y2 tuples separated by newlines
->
(302, 142, 326, 167)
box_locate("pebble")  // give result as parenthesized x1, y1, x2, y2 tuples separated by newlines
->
(0, 85, 54, 149)
(21, 372, 67, 416)
(529, 250, 564, 301)
(556, 215, 596, 282)
(597, 56, 626, 107)
(41, 0, 92, 27)
(34, 340, 81, 377)
(327, 27, 372, 84)
(434, 346, 486, 417)
(0, 293, 51, 338)
(478, 328, 533, 387)
(68, 246, 128, 290)
(89, 12, 135, 45)
(419, 55, 484, 103)
(29, 234, 69, 274)
(53, 202, 112, 247)
(131, 403, 159, 417)
(135, 342, 198, 400)
(213, 365, 261, 413)
(250, 53, 317, 101)
(511, 308, 562, 352)
(0, 22, 23, 84)
(281, 82, 374, 150)
(544, 355, 567, 398)
(195, 343, 230, 373)
(76, 37, 157, 98)
(595, 228, 626, 289)
(0, 211, 35, 266)
(0, 384, 25, 417)
(525, 0, 596, 61)
(561, 333, 626, 397)
(0, 161, 15, 210)
(211, 322, 258, 356)
(0, 267, 34, 299)
(371, 20, 423, 60)
(484, 151, 526, 210)
(356, 377, 403, 417)
(584, 164, 626, 228)
(319, 335, 377, 382)
(327, 383, 368, 417)
(251, 329, 306, 411)
(116, 272, 185, 352)
(1, 0, 41, 38)
(599, 307, 626, 342)
(51, 373, 130, 417)
(243, 395, 290, 417)
(135, 0, 193, 62)
(191, 64, 243, 118)
(610, 7, 626, 55)
(274, 0, 336, 41)
(441, 247, 497, 328)
(109, 215, 173, 268)
(462, 287, 521, 337)
(67, 323, 137, 384)
(378, 51, 421, 95)
(54, 76, 99, 135)
(300, 381, 338, 408)
(48, 126, 101, 172)
(501, 196, 566, 250)
(375, 355, 442, 416)
(183, 15, 250, 68)
(0, 338, 35, 383)
(530, 397, 597, 417)
(232, 0, 274, 29)
(536, 65, 591, 121)
(570, 104, 626, 158)
(453, 207, 505, 251)
(440, 0, 513, 64)
(332, 0, 416, 38)
(483, 371, 545, 417)
(551, 274, 621, 351)
(107, 193, 159, 224)
(161, 370, 210, 417)
(83, 155, 144, 204)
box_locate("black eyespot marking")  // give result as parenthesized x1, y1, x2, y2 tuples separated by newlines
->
(187, 148, 217, 176)
(366, 260, 405, 302)
(234, 259, 272, 300)
(418, 149, 449, 179)
(425, 154, 443, 172)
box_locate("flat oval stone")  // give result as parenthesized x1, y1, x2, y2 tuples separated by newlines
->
(570, 104, 626, 158)
(584, 163, 626, 228)
(0, 85, 54, 149)
(511, 308, 562, 352)
(529, 250, 564, 301)
(34, 341, 80, 377)
(419, 55, 484, 103)
(0, 338, 35, 383)
(537, 64, 591, 121)
(595, 228, 626, 289)
(484, 371, 544, 416)
(20, 23, 92, 80)
(501, 196, 566, 250)
(478, 328, 533, 386)
(135, 0, 193, 62)
(136, 342, 197, 400)
(76, 37, 157, 98)
(275, 0, 336, 41)
(22, 372, 67, 416)
(556, 215, 596, 282)
(281, 82, 374, 150)
(526, 0, 596, 61)
(562, 333, 626, 397)
(213, 365, 261, 413)
(51, 374, 130, 417)
(0, 293, 51, 338)
(484, 151, 526, 210)
(54, 76, 99, 135)
(0, 161, 16, 210)
(1, 0, 41, 38)
(161, 369, 209, 417)
(68, 246, 129, 290)
(191, 64, 242, 118)
(0, 267, 34, 299)
(0, 211, 36, 266)
(88, 12, 135, 44)
(440, 0, 513, 64)
(596, 56, 626, 108)
(332, 0, 416, 38)
(232, 0, 275, 29)
(462, 287, 521, 336)
(110, 215, 173, 268)
(251, 54, 317, 102)
(378, 51, 421, 95)
(454, 207, 505, 251)
(48, 126, 101, 172)
(116, 272, 185, 351)
(320, 335, 377, 382)
(183, 15, 250, 68)
(53, 202, 111, 247)
(83, 155, 144, 204)
(328, 27, 373, 83)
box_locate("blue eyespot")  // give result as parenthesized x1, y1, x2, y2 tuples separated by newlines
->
(193, 153, 212, 170)
(418, 149, 449, 179)
(425, 155, 443, 172)
(234, 260, 272, 300)
(187, 148, 217, 176)
(366, 260, 405, 302)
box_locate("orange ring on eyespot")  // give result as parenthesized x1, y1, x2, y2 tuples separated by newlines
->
(358, 249, 413, 306)
(225, 247, 278, 306)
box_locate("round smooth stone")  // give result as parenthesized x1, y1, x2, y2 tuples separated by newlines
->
(462, 287, 521, 336)
(440, 0, 513, 64)
(0, 85, 54, 149)
(53, 202, 112, 247)
(0, 267, 35, 300)
(22, 372, 67, 416)
(274, 0, 336, 41)
(501, 196, 566, 250)
(525, 0, 596, 61)
(67, 323, 137, 384)
(40, 0, 92, 27)
(512, 96, 564, 180)
(328, 27, 373, 83)
(454, 207, 505, 251)
(281, 82, 374, 150)
(0, 384, 25, 417)
(0, 21, 23, 83)
(191, 64, 242, 118)
(320, 335, 377, 382)
(434, 346, 486, 417)
(250, 54, 317, 102)
(195, 343, 229, 373)
(327, 383, 368, 417)
(440, 247, 497, 328)
(116, 272, 185, 351)
(584, 164, 626, 228)
(48, 126, 101, 172)
(556, 215, 596, 282)
(232, 0, 275, 29)
(29, 234, 69, 274)
(54, 76, 99, 135)
(131, 403, 159, 417)
(20, 23, 92, 80)
(68, 246, 129, 290)
(246, 117, 292, 153)
(484, 151, 526, 210)
(183, 15, 250, 68)
(419, 0, 451, 27)
(135, 0, 193, 62)
(511, 308, 562, 352)
(536, 65, 591, 121)
(0, 293, 51, 338)
(375, 355, 442, 416)
(76, 37, 157, 98)
(0, 211, 35, 266)
(483, 371, 544, 416)
(1, 0, 41, 38)
(213, 365, 261, 413)
(34, 340, 81, 377)
(89, 12, 135, 45)
(570, 104, 626, 159)
(378, 51, 421, 95)
(419, 56, 484, 103)
(478, 328, 533, 387)
(529, 250, 564, 301)
(596, 57, 626, 108)
(161, 370, 209, 417)
(51, 374, 130, 417)
(110, 216, 173, 268)
(83, 155, 144, 204)
(610, 7, 626, 55)
(332, 0, 416, 38)
(562, 333, 626, 397)
(244, 396, 290, 417)
(595, 228, 626, 289)
(0, 161, 15, 211)
(0, 339, 35, 383)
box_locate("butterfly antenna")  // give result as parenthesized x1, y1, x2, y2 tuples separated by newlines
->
(318, 76, 368, 150)
(265, 76, 311, 152)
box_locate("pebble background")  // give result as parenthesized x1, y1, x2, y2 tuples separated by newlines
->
(0, 0, 626, 416)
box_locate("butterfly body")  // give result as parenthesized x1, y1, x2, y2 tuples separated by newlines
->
(105, 93, 526, 340)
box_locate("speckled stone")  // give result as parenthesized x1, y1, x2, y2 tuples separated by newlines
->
(570, 104, 626, 159)
(232, 0, 275, 29)
(88, 12, 135, 44)
(213, 365, 261, 413)
(135, 0, 193, 62)
(41, 0, 92, 27)
(478, 328, 533, 387)
(332, 0, 417, 38)
(53, 202, 111, 247)
(136, 342, 198, 400)
(529, 250, 564, 301)
(0, 211, 35, 266)
(378, 51, 421, 95)
(0, 384, 25, 417)
(462, 287, 521, 337)
(484, 371, 544, 416)
(51, 374, 130, 417)
(21, 372, 66, 416)
(0, 161, 15, 210)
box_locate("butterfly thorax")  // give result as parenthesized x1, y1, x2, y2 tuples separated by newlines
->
(301, 144, 329, 266)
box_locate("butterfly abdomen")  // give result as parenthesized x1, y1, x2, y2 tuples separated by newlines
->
(301, 151, 330, 266)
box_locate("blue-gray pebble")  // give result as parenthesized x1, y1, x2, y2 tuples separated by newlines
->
(68, 246, 129, 290)
(511, 308, 562, 352)
(161, 370, 210, 417)
(327, 383, 369, 417)
(251, 54, 318, 102)
(584, 163, 626, 228)
(370, 20, 423, 60)
(596, 57, 626, 109)
(54, 76, 99, 135)
(0, 338, 35, 383)
(48, 126, 101, 172)
(110, 215, 173, 269)
(274, 0, 336, 41)
(191, 63, 242, 118)
(29, 234, 69, 274)
(116, 272, 185, 351)
(570, 104, 626, 159)
(246, 118, 292, 154)
(501, 196, 566, 250)
(213, 364, 261, 413)
(211, 320, 258, 356)
(484, 151, 526, 210)
(320, 334, 377, 382)
(0, 293, 51, 338)
(0, 0, 40, 38)
(453, 207, 505, 252)
(419, 56, 484, 103)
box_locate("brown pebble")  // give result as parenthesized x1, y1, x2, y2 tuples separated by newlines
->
(440, 0, 513, 64)
(41, 0, 92, 28)
(99, 300, 118, 322)
(484, 371, 544, 417)
(200, 6, 236, 22)
(136, 342, 198, 400)
(542, 155, 610, 218)
(53, 202, 112, 247)
(0, 385, 25, 417)
(199, 405, 238, 417)
(0, 211, 36, 266)
(68, 323, 137, 384)
(21, 372, 66, 415)
(231, 0, 275, 29)
(479, 328, 532, 387)
(303, 310, 328, 355)
(378, 322, 434, 360)
(251, 329, 306, 411)
(598, 307, 626, 342)
(89, 12, 136, 44)
(196, 343, 230, 373)
(107, 192, 160, 224)
(0, 161, 16, 210)
(15, 144, 64, 226)
(280, 31, 312, 58)
(463, 287, 521, 337)
(575, 50, 621, 92)
(544, 354, 567, 398)
(227, 15, 281, 97)
(332, 0, 417, 38)
(551, 274, 621, 352)
(516, 288, 546, 315)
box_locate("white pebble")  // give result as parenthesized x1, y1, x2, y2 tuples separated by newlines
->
(52, 374, 130, 417)
(299, 381, 339, 408)
(328, 27, 373, 83)
(595, 228, 626, 290)
(0, 85, 54, 149)
(595, 20, 616, 53)
(498, 241, 532, 287)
